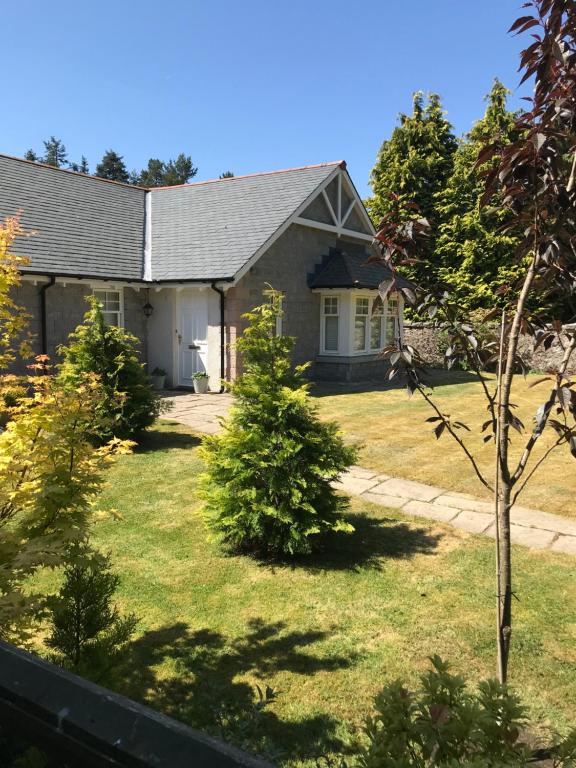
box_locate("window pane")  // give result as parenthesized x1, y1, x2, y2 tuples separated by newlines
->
(354, 318, 366, 350)
(355, 297, 369, 315)
(324, 315, 339, 351)
(102, 311, 120, 327)
(324, 296, 338, 315)
(370, 316, 382, 349)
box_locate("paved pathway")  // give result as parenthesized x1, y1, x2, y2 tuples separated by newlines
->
(162, 391, 576, 556)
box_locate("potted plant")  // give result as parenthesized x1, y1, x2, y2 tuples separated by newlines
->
(192, 370, 210, 394)
(150, 366, 167, 391)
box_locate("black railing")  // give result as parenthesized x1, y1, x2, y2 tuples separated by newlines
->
(0, 640, 274, 767)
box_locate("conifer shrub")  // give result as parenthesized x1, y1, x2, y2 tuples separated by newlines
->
(45, 540, 137, 683)
(200, 289, 357, 557)
(59, 296, 163, 441)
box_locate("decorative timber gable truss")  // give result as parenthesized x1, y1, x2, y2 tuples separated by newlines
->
(295, 165, 374, 242)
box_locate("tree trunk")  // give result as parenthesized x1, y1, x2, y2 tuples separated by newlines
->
(496, 484, 512, 683)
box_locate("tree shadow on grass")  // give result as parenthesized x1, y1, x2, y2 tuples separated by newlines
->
(134, 426, 201, 454)
(263, 511, 441, 575)
(119, 618, 355, 764)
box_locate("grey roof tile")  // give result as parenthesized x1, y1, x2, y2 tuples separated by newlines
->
(309, 247, 398, 289)
(0, 154, 146, 280)
(149, 163, 341, 280)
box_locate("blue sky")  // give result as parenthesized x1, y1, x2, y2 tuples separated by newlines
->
(4, 0, 528, 197)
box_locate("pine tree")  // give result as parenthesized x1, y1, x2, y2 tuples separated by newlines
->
(200, 289, 357, 557)
(136, 154, 197, 187)
(137, 158, 165, 187)
(367, 93, 457, 284)
(42, 136, 68, 168)
(24, 150, 38, 162)
(162, 153, 197, 185)
(219, 171, 234, 179)
(434, 81, 522, 311)
(95, 150, 130, 183)
(69, 156, 90, 174)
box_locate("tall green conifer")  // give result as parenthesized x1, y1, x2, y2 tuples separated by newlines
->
(435, 81, 522, 311)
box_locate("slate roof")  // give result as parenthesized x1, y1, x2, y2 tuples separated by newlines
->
(0, 154, 147, 280)
(149, 162, 342, 281)
(309, 247, 407, 290)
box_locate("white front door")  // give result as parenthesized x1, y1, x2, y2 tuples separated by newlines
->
(178, 291, 208, 386)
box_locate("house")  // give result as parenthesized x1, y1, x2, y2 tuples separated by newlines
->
(0, 153, 404, 387)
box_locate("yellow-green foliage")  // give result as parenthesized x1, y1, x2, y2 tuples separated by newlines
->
(0, 216, 31, 371)
(200, 289, 357, 557)
(0, 373, 132, 639)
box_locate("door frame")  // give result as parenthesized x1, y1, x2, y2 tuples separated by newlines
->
(174, 288, 210, 388)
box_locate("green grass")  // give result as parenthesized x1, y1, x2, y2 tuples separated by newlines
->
(83, 421, 576, 765)
(312, 371, 576, 518)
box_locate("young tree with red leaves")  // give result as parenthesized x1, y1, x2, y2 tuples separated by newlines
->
(371, 0, 576, 683)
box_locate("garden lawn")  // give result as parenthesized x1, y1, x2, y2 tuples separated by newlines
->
(88, 421, 576, 766)
(313, 371, 576, 518)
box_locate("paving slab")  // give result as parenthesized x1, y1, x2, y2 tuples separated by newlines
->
(347, 466, 378, 480)
(402, 500, 460, 523)
(373, 478, 444, 502)
(551, 535, 576, 555)
(434, 494, 494, 514)
(451, 511, 494, 534)
(512, 507, 576, 537)
(360, 492, 409, 509)
(509, 524, 557, 550)
(334, 476, 380, 495)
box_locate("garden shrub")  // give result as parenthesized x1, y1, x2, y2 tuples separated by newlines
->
(45, 539, 137, 683)
(360, 656, 576, 767)
(59, 296, 163, 441)
(0, 371, 132, 640)
(200, 289, 357, 557)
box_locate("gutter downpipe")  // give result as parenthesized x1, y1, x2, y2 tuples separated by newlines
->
(39, 276, 56, 355)
(211, 283, 226, 393)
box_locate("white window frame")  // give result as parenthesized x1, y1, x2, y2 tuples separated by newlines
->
(350, 291, 399, 354)
(320, 293, 340, 354)
(275, 294, 284, 336)
(92, 287, 124, 328)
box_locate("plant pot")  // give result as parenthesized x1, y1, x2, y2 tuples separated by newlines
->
(193, 378, 209, 394)
(150, 374, 166, 391)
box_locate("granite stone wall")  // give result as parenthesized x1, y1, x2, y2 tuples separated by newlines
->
(403, 322, 576, 373)
(9, 282, 148, 374)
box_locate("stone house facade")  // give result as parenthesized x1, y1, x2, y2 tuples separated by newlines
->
(0, 154, 403, 387)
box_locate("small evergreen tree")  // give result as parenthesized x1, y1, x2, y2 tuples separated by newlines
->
(219, 171, 234, 179)
(95, 150, 130, 183)
(136, 154, 197, 186)
(41, 136, 68, 168)
(200, 289, 357, 557)
(162, 153, 197, 185)
(59, 296, 162, 441)
(69, 155, 90, 174)
(45, 540, 137, 682)
(23, 150, 38, 162)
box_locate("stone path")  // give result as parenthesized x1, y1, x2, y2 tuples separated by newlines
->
(162, 391, 576, 556)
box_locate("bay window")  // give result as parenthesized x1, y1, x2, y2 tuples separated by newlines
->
(319, 291, 401, 356)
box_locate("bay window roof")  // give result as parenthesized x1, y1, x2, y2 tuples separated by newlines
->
(308, 247, 412, 291)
